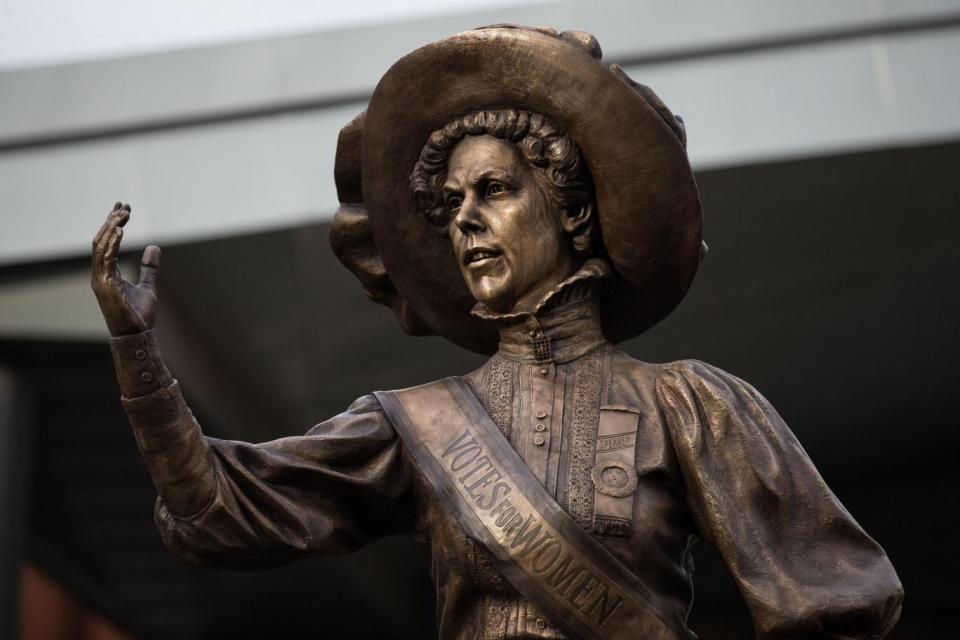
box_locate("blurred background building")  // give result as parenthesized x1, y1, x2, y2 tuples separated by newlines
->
(1, 1, 959, 638)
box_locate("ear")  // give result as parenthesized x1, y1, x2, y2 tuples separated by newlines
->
(561, 201, 594, 235)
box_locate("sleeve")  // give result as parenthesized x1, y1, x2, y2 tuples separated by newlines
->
(109, 331, 413, 568)
(655, 360, 903, 639)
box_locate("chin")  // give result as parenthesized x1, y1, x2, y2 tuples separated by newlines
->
(473, 291, 507, 310)
(469, 282, 515, 312)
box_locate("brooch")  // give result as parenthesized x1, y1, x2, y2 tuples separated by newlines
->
(590, 460, 638, 498)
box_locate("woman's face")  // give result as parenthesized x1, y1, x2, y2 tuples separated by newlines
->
(443, 135, 576, 314)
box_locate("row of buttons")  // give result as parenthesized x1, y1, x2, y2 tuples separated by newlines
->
(534, 405, 549, 446)
(517, 325, 550, 640)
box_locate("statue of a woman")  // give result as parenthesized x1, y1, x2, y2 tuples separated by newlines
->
(90, 26, 902, 639)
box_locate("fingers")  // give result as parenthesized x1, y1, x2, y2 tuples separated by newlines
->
(92, 204, 123, 254)
(94, 204, 130, 255)
(102, 223, 123, 265)
(98, 210, 129, 276)
(138, 245, 161, 290)
(92, 202, 131, 282)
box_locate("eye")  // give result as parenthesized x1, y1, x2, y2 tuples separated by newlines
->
(446, 195, 462, 211)
(485, 182, 509, 198)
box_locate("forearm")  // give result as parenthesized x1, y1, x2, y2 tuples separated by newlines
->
(110, 330, 216, 517)
(153, 395, 414, 567)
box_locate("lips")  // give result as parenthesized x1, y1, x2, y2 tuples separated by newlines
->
(463, 246, 502, 266)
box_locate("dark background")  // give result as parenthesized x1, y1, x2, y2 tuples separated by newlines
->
(3, 140, 958, 638)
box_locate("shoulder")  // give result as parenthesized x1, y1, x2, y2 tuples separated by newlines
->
(654, 358, 752, 396)
(605, 350, 708, 410)
(344, 393, 384, 414)
(608, 350, 726, 382)
(304, 393, 396, 441)
(648, 359, 789, 454)
(607, 350, 732, 391)
(347, 366, 477, 415)
(607, 351, 766, 416)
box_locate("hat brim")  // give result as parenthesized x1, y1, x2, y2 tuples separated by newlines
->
(336, 26, 702, 354)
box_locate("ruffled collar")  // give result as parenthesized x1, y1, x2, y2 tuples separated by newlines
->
(471, 259, 612, 363)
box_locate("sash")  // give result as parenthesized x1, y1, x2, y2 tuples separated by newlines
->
(374, 377, 684, 640)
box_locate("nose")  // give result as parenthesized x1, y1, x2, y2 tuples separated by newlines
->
(453, 195, 486, 234)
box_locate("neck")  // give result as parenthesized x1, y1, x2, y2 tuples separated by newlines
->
(506, 260, 580, 316)
(472, 259, 611, 364)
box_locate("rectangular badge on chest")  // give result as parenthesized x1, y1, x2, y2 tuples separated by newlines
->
(592, 406, 641, 538)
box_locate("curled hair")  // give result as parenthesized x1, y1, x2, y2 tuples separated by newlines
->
(409, 109, 596, 257)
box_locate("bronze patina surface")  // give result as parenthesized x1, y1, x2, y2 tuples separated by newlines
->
(91, 25, 902, 639)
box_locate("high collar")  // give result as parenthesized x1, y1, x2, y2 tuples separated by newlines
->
(471, 259, 612, 364)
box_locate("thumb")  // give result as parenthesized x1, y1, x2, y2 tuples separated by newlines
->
(138, 244, 161, 290)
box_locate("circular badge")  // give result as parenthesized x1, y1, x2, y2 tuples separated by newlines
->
(590, 460, 638, 498)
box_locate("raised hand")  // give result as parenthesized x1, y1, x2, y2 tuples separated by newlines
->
(91, 202, 162, 337)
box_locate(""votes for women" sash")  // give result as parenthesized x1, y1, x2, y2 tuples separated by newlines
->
(374, 377, 686, 640)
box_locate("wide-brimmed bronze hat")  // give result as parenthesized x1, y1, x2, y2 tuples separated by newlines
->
(330, 25, 703, 355)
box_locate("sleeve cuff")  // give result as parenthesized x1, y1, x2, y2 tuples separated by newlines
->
(109, 329, 173, 398)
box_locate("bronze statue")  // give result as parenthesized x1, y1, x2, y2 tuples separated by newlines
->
(90, 26, 902, 639)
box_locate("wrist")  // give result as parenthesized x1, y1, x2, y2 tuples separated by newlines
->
(109, 329, 173, 398)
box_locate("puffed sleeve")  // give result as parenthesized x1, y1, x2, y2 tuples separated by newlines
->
(655, 360, 902, 639)
(153, 394, 414, 568)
